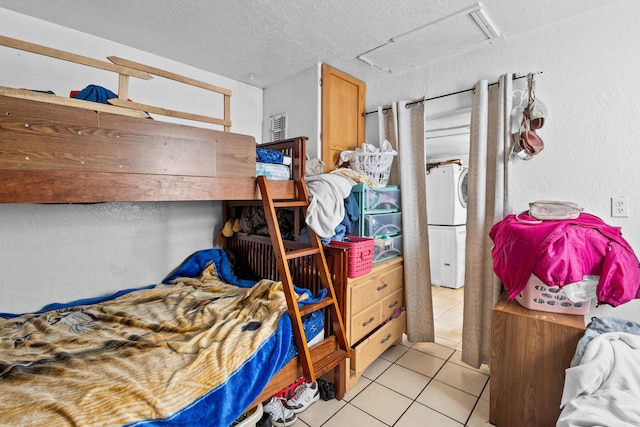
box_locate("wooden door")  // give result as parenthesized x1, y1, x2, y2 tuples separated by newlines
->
(321, 64, 366, 172)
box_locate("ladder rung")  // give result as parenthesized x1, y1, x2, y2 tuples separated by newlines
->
(285, 247, 321, 260)
(299, 296, 335, 317)
(311, 348, 349, 378)
(272, 200, 308, 208)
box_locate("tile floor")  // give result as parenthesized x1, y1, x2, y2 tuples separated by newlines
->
(293, 286, 496, 427)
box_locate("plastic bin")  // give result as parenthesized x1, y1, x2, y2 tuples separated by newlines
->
(373, 235, 402, 262)
(514, 274, 593, 315)
(363, 212, 402, 237)
(329, 236, 375, 278)
(352, 184, 400, 213)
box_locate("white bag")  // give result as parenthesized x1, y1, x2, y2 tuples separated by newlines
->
(528, 200, 583, 220)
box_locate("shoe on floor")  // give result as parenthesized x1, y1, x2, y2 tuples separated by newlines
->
(263, 396, 297, 427)
(284, 381, 320, 413)
(256, 410, 272, 427)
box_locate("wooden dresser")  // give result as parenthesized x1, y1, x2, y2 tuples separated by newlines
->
(490, 294, 586, 427)
(341, 256, 406, 391)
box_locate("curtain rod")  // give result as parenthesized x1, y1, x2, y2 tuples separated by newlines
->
(363, 71, 543, 116)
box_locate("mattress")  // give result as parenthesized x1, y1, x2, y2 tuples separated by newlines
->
(0, 248, 324, 427)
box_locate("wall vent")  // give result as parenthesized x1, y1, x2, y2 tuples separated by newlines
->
(270, 113, 287, 141)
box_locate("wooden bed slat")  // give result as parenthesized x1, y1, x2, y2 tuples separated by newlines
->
(0, 35, 153, 80)
(0, 170, 297, 203)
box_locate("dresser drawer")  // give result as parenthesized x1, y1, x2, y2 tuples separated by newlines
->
(350, 260, 403, 315)
(350, 304, 381, 344)
(350, 311, 406, 375)
(380, 288, 403, 321)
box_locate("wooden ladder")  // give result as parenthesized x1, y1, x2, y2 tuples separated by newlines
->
(257, 175, 349, 382)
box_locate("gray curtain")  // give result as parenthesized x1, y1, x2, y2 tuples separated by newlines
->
(461, 74, 515, 368)
(379, 101, 434, 343)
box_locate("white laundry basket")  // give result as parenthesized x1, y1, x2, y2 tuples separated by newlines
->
(349, 152, 396, 187)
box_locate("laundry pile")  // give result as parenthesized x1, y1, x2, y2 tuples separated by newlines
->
(490, 209, 640, 308)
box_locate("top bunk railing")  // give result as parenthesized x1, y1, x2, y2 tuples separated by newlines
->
(0, 35, 231, 130)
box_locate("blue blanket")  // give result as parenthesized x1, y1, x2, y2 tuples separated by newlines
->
(0, 249, 323, 427)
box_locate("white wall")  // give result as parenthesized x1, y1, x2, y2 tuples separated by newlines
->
(262, 64, 321, 158)
(366, 0, 640, 321)
(0, 9, 263, 313)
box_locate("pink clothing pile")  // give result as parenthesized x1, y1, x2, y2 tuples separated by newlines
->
(490, 212, 640, 307)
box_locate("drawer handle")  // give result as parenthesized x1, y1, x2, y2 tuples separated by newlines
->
(388, 300, 398, 309)
(362, 316, 375, 327)
(381, 333, 392, 344)
(377, 283, 388, 291)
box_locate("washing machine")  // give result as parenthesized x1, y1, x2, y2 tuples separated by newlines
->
(426, 163, 468, 226)
(428, 225, 466, 289)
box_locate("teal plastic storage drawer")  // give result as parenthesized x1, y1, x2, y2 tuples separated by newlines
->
(351, 183, 400, 213)
(363, 212, 402, 237)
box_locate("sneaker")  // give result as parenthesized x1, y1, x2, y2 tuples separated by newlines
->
(283, 381, 320, 413)
(263, 396, 297, 427)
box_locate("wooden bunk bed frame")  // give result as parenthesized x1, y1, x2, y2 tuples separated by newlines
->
(0, 94, 350, 414)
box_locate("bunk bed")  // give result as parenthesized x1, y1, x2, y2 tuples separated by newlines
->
(0, 93, 350, 426)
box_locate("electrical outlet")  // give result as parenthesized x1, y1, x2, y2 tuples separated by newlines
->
(611, 196, 629, 218)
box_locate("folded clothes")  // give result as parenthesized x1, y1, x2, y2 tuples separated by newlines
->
(256, 147, 291, 165)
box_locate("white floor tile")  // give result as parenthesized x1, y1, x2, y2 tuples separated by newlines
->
(395, 348, 446, 377)
(343, 375, 371, 402)
(297, 287, 489, 427)
(435, 335, 461, 349)
(410, 341, 455, 360)
(321, 403, 388, 427)
(449, 300, 465, 314)
(361, 356, 392, 381)
(297, 396, 346, 427)
(379, 343, 409, 363)
(438, 310, 464, 327)
(395, 402, 463, 427)
(449, 350, 491, 376)
(416, 379, 477, 424)
(349, 382, 413, 426)
(375, 363, 430, 399)
(466, 397, 496, 427)
(434, 362, 489, 397)
(434, 319, 463, 343)
(480, 379, 490, 402)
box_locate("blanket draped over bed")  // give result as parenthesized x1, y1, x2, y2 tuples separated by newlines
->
(558, 317, 640, 427)
(0, 249, 310, 427)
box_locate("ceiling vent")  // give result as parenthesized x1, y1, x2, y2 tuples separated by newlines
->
(357, 2, 502, 73)
(270, 113, 287, 141)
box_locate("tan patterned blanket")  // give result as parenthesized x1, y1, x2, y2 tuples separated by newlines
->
(0, 263, 294, 426)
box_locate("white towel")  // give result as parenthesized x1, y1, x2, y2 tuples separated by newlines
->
(305, 174, 355, 238)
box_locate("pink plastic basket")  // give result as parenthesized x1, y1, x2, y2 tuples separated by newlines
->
(329, 236, 374, 278)
(514, 275, 590, 315)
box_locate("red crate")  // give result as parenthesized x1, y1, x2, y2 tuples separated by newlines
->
(329, 236, 374, 278)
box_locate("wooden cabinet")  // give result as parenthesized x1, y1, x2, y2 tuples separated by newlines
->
(490, 294, 586, 427)
(342, 256, 405, 391)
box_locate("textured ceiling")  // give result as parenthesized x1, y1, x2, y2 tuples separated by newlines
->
(0, 0, 619, 88)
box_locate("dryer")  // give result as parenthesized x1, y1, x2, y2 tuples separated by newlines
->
(426, 163, 468, 226)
